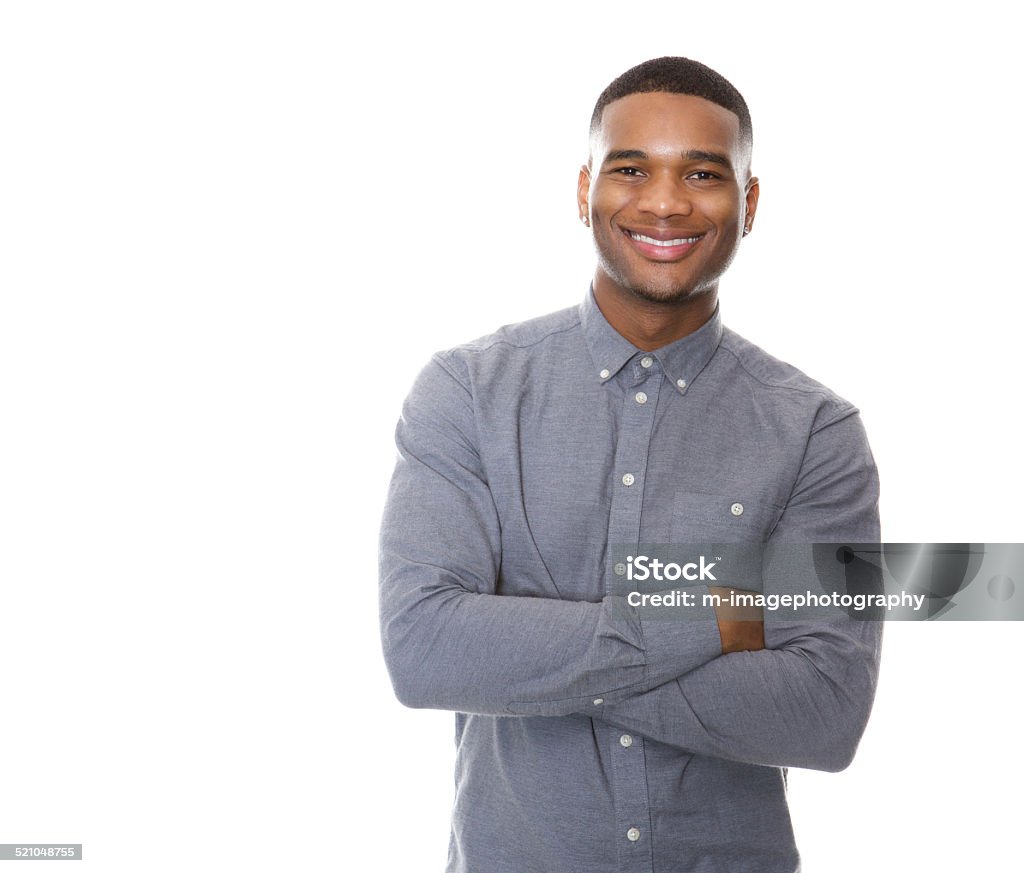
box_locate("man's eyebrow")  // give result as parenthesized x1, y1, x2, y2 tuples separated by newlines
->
(602, 148, 734, 170)
(604, 149, 648, 162)
(682, 149, 733, 169)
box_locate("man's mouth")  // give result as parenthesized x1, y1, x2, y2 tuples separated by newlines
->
(623, 228, 704, 260)
(627, 230, 702, 246)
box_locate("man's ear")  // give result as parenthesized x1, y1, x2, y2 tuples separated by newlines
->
(577, 165, 591, 223)
(743, 176, 760, 234)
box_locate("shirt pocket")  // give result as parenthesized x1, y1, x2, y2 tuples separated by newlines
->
(670, 490, 780, 544)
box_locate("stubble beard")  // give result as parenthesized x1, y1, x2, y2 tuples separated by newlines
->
(593, 226, 738, 308)
(596, 249, 713, 308)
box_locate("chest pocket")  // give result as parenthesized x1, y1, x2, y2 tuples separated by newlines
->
(671, 490, 781, 544)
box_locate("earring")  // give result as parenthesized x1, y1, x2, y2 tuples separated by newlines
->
(742, 226, 751, 236)
(581, 214, 589, 225)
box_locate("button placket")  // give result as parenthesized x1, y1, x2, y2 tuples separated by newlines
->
(604, 358, 659, 873)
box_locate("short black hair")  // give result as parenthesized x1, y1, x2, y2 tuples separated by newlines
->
(590, 57, 752, 154)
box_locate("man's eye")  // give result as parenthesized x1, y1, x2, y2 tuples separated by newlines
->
(689, 171, 719, 181)
(613, 167, 643, 177)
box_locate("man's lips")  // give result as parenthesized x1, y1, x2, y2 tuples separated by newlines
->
(622, 227, 704, 260)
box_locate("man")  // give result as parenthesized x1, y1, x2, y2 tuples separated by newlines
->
(379, 57, 881, 873)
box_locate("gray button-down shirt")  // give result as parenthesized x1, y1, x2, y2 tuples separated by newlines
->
(380, 290, 881, 873)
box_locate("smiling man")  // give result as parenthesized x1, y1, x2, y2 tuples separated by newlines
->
(380, 57, 882, 873)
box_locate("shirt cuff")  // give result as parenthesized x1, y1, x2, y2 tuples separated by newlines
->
(637, 587, 723, 688)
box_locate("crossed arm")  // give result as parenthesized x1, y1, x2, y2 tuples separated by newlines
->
(379, 357, 881, 772)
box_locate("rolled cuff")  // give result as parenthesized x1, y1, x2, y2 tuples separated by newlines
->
(637, 587, 723, 687)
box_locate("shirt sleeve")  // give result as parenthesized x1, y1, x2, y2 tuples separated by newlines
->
(378, 355, 723, 717)
(595, 409, 883, 772)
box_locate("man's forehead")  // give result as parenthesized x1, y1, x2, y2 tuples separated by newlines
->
(596, 92, 739, 141)
(591, 91, 747, 168)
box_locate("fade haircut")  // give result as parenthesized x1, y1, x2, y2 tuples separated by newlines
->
(590, 56, 753, 161)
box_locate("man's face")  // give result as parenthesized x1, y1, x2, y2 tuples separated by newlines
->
(579, 92, 759, 305)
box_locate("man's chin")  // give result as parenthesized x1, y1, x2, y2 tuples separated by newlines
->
(626, 283, 704, 306)
(594, 257, 716, 306)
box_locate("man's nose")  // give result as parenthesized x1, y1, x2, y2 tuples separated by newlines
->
(636, 173, 693, 218)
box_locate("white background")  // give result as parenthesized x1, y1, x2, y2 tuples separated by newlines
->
(1, 2, 1020, 870)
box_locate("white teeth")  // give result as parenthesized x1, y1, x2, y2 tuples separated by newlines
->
(629, 231, 700, 246)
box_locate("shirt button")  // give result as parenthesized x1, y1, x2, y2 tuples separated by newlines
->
(599, 368, 610, 379)
(626, 827, 641, 842)
(620, 734, 633, 748)
(640, 356, 653, 368)
(634, 391, 647, 405)
(731, 502, 744, 516)
(677, 378, 687, 389)
(593, 698, 604, 706)
(621, 473, 635, 487)
(614, 562, 627, 576)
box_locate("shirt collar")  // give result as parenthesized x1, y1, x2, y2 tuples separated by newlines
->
(579, 287, 724, 392)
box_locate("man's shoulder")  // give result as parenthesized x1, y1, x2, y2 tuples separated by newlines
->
(433, 303, 582, 383)
(718, 326, 858, 431)
(447, 303, 581, 355)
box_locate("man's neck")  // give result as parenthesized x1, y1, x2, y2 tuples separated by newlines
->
(592, 280, 718, 352)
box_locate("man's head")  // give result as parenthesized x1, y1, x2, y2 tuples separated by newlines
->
(579, 57, 759, 309)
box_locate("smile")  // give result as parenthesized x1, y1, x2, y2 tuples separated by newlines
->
(622, 228, 705, 261)
(627, 231, 702, 246)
